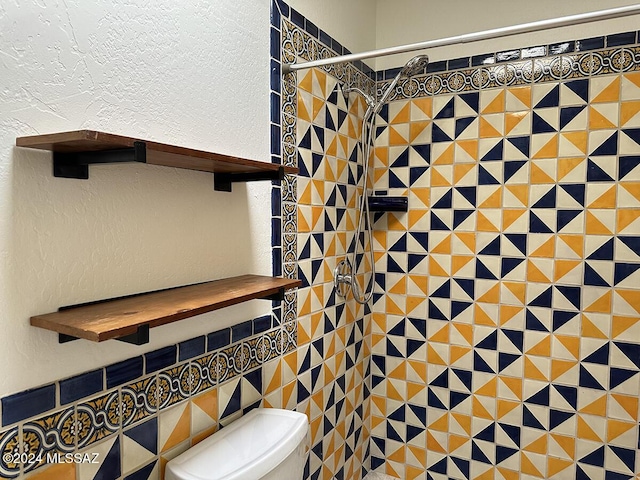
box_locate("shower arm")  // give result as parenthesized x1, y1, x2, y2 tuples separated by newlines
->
(282, 4, 640, 74)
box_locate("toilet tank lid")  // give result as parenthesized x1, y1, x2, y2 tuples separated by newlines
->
(166, 408, 309, 480)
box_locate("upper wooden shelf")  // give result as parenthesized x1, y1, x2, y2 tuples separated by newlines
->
(30, 275, 301, 345)
(16, 130, 297, 191)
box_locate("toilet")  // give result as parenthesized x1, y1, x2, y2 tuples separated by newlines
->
(165, 408, 309, 480)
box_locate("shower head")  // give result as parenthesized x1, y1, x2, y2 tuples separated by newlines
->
(400, 54, 429, 77)
(375, 54, 430, 111)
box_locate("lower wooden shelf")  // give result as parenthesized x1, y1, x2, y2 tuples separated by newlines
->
(30, 275, 301, 345)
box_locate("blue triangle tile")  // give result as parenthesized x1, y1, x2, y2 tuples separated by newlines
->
(94, 438, 121, 479)
(587, 159, 615, 181)
(475, 423, 495, 442)
(618, 156, 640, 180)
(454, 278, 475, 298)
(427, 388, 448, 409)
(408, 254, 427, 271)
(618, 236, 640, 256)
(389, 404, 406, 422)
(476, 331, 498, 350)
(622, 128, 640, 146)
(614, 263, 640, 285)
(605, 471, 634, 480)
(430, 211, 450, 230)
(410, 166, 429, 186)
(501, 257, 524, 277)
(432, 188, 453, 208)
(386, 340, 404, 358)
(609, 367, 638, 389)
(378, 103, 389, 123)
(476, 260, 498, 280)
(590, 132, 618, 156)
(587, 238, 614, 260)
(430, 369, 449, 388)
(325, 110, 336, 131)
(389, 170, 407, 188)
(435, 97, 455, 119)
(460, 92, 480, 112)
(532, 186, 556, 208)
(410, 232, 429, 250)
(579, 365, 605, 390)
(550, 409, 575, 430)
(576, 466, 592, 480)
(431, 280, 451, 298)
(455, 117, 476, 138)
(479, 236, 501, 255)
(609, 446, 636, 472)
(502, 329, 524, 351)
(428, 300, 448, 320)
(408, 318, 427, 337)
(408, 404, 427, 425)
(387, 256, 405, 273)
(579, 445, 605, 467)
(124, 460, 157, 480)
(452, 368, 473, 391)
(371, 375, 385, 389)
(390, 234, 408, 252)
(299, 348, 311, 374)
(337, 109, 348, 128)
(528, 287, 553, 308)
(124, 417, 157, 455)
(473, 351, 495, 373)
(432, 123, 453, 142)
(529, 212, 554, 233)
(450, 391, 470, 409)
(560, 105, 586, 130)
(406, 425, 424, 442)
(499, 352, 520, 372)
(535, 85, 559, 108)
(391, 148, 410, 168)
(388, 318, 406, 336)
(553, 311, 578, 331)
(503, 234, 527, 255)
(613, 342, 640, 368)
(525, 385, 550, 406)
(454, 210, 474, 228)
(297, 380, 310, 403)
(456, 186, 477, 206)
(584, 263, 610, 286)
(451, 456, 470, 479)
(522, 406, 547, 430)
(407, 339, 424, 357)
(451, 301, 472, 319)
(411, 144, 431, 163)
(557, 210, 583, 232)
(310, 365, 321, 390)
(566, 79, 589, 103)
(299, 128, 312, 150)
(478, 165, 501, 185)
(507, 136, 530, 157)
(504, 160, 527, 182)
(496, 446, 519, 464)
(472, 441, 493, 464)
(481, 139, 504, 161)
(555, 286, 581, 310)
(532, 112, 557, 133)
(312, 126, 324, 149)
(427, 457, 448, 474)
(560, 183, 586, 205)
(326, 187, 337, 206)
(299, 238, 312, 260)
(526, 309, 550, 331)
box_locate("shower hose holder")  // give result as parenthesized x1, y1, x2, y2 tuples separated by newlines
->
(334, 260, 352, 298)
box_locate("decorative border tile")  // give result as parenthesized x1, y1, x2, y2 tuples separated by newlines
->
(76, 390, 119, 449)
(157, 364, 191, 410)
(122, 377, 157, 428)
(23, 407, 75, 472)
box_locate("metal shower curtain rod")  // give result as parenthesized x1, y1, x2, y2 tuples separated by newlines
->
(282, 4, 640, 74)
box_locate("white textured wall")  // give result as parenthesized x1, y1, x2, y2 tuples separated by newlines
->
(375, 0, 640, 70)
(0, 0, 271, 397)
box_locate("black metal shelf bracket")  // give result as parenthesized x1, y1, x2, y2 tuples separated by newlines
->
(53, 141, 147, 179)
(263, 287, 286, 302)
(214, 166, 285, 192)
(58, 324, 150, 345)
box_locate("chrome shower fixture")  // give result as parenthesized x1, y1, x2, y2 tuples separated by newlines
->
(340, 85, 376, 110)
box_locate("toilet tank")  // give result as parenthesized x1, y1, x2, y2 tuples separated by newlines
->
(165, 408, 309, 480)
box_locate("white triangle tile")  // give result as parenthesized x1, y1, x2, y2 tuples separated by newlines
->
(122, 435, 154, 475)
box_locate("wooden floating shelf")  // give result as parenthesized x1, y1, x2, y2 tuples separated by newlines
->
(16, 130, 298, 192)
(30, 275, 301, 345)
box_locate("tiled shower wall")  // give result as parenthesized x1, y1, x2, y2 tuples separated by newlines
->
(370, 45, 640, 479)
